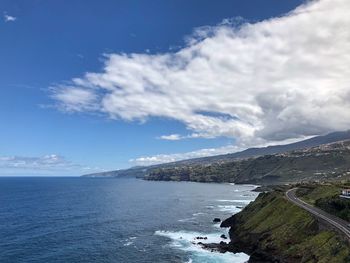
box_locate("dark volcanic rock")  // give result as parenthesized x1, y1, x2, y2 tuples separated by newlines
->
(220, 215, 236, 228)
(198, 241, 230, 253)
(213, 218, 221, 223)
(220, 234, 227, 239)
(248, 251, 282, 263)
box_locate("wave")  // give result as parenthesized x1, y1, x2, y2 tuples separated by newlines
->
(216, 199, 252, 204)
(212, 222, 222, 229)
(192, 212, 204, 216)
(216, 205, 242, 213)
(122, 236, 137, 246)
(123, 241, 133, 246)
(155, 230, 249, 263)
(178, 217, 196, 222)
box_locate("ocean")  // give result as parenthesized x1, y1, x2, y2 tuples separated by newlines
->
(0, 177, 258, 263)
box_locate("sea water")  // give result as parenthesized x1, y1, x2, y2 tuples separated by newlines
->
(0, 177, 258, 263)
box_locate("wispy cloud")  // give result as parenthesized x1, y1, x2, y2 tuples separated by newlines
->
(3, 13, 16, 22)
(50, 86, 99, 112)
(159, 134, 183, 141)
(51, 0, 350, 156)
(158, 133, 214, 140)
(0, 154, 103, 176)
(129, 145, 242, 166)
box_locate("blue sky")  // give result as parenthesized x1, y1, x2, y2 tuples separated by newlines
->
(1, 0, 349, 176)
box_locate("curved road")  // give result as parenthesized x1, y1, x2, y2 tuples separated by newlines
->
(285, 188, 350, 241)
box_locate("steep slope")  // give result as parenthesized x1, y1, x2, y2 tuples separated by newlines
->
(220, 191, 350, 262)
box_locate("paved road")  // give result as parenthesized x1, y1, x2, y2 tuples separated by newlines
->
(285, 188, 350, 241)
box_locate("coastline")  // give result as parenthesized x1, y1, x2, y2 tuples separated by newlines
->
(216, 190, 350, 263)
(0, 177, 259, 263)
(152, 182, 260, 263)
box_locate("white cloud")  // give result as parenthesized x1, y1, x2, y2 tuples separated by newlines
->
(129, 145, 242, 166)
(50, 86, 99, 112)
(52, 0, 350, 160)
(159, 132, 220, 140)
(0, 154, 103, 175)
(4, 13, 16, 22)
(159, 134, 183, 140)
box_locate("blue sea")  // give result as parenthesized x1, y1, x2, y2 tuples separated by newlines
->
(0, 177, 258, 263)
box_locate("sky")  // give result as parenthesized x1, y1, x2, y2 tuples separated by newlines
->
(1, 0, 349, 176)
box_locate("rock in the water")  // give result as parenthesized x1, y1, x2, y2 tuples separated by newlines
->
(213, 218, 221, 223)
(220, 234, 227, 239)
(198, 241, 230, 253)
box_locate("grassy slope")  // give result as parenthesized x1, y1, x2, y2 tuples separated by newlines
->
(296, 183, 350, 222)
(229, 191, 350, 262)
(296, 184, 340, 205)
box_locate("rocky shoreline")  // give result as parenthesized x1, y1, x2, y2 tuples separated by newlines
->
(199, 191, 350, 263)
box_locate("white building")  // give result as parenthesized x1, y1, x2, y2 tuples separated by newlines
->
(341, 189, 350, 196)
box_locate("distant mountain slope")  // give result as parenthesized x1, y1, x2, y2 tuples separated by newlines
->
(83, 130, 350, 178)
(191, 130, 350, 162)
(83, 166, 148, 178)
(146, 139, 350, 184)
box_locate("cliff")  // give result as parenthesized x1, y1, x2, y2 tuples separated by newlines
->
(220, 191, 350, 263)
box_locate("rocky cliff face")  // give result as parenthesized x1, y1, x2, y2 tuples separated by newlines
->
(220, 191, 350, 263)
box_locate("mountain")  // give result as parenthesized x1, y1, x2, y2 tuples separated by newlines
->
(83, 166, 148, 178)
(82, 130, 350, 180)
(183, 130, 350, 163)
(145, 139, 350, 184)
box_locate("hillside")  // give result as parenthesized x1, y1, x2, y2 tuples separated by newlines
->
(296, 182, 350, 222)
(220, 190, 350, 262)
(83, 130, 350, 179)
(145, 140, 350, 185)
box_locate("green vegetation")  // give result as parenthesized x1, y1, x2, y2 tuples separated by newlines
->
(296, 182, 350, 222)
(144, 162, 239, 183)
(227, 191, 350, 262)
(316, 197, 350, 222)
(146, 141, 350, 185)
(296, 184, 340, 205)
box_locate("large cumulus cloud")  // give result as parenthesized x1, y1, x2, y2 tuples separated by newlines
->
(52, 0, 350, 156)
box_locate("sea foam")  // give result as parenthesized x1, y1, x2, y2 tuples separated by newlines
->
(216, 205, 242, 213)
(216, 199, 252, 204)
(155, 230, 249, 263)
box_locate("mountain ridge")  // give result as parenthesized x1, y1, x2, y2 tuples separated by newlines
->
(83, 130, 350, 179)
